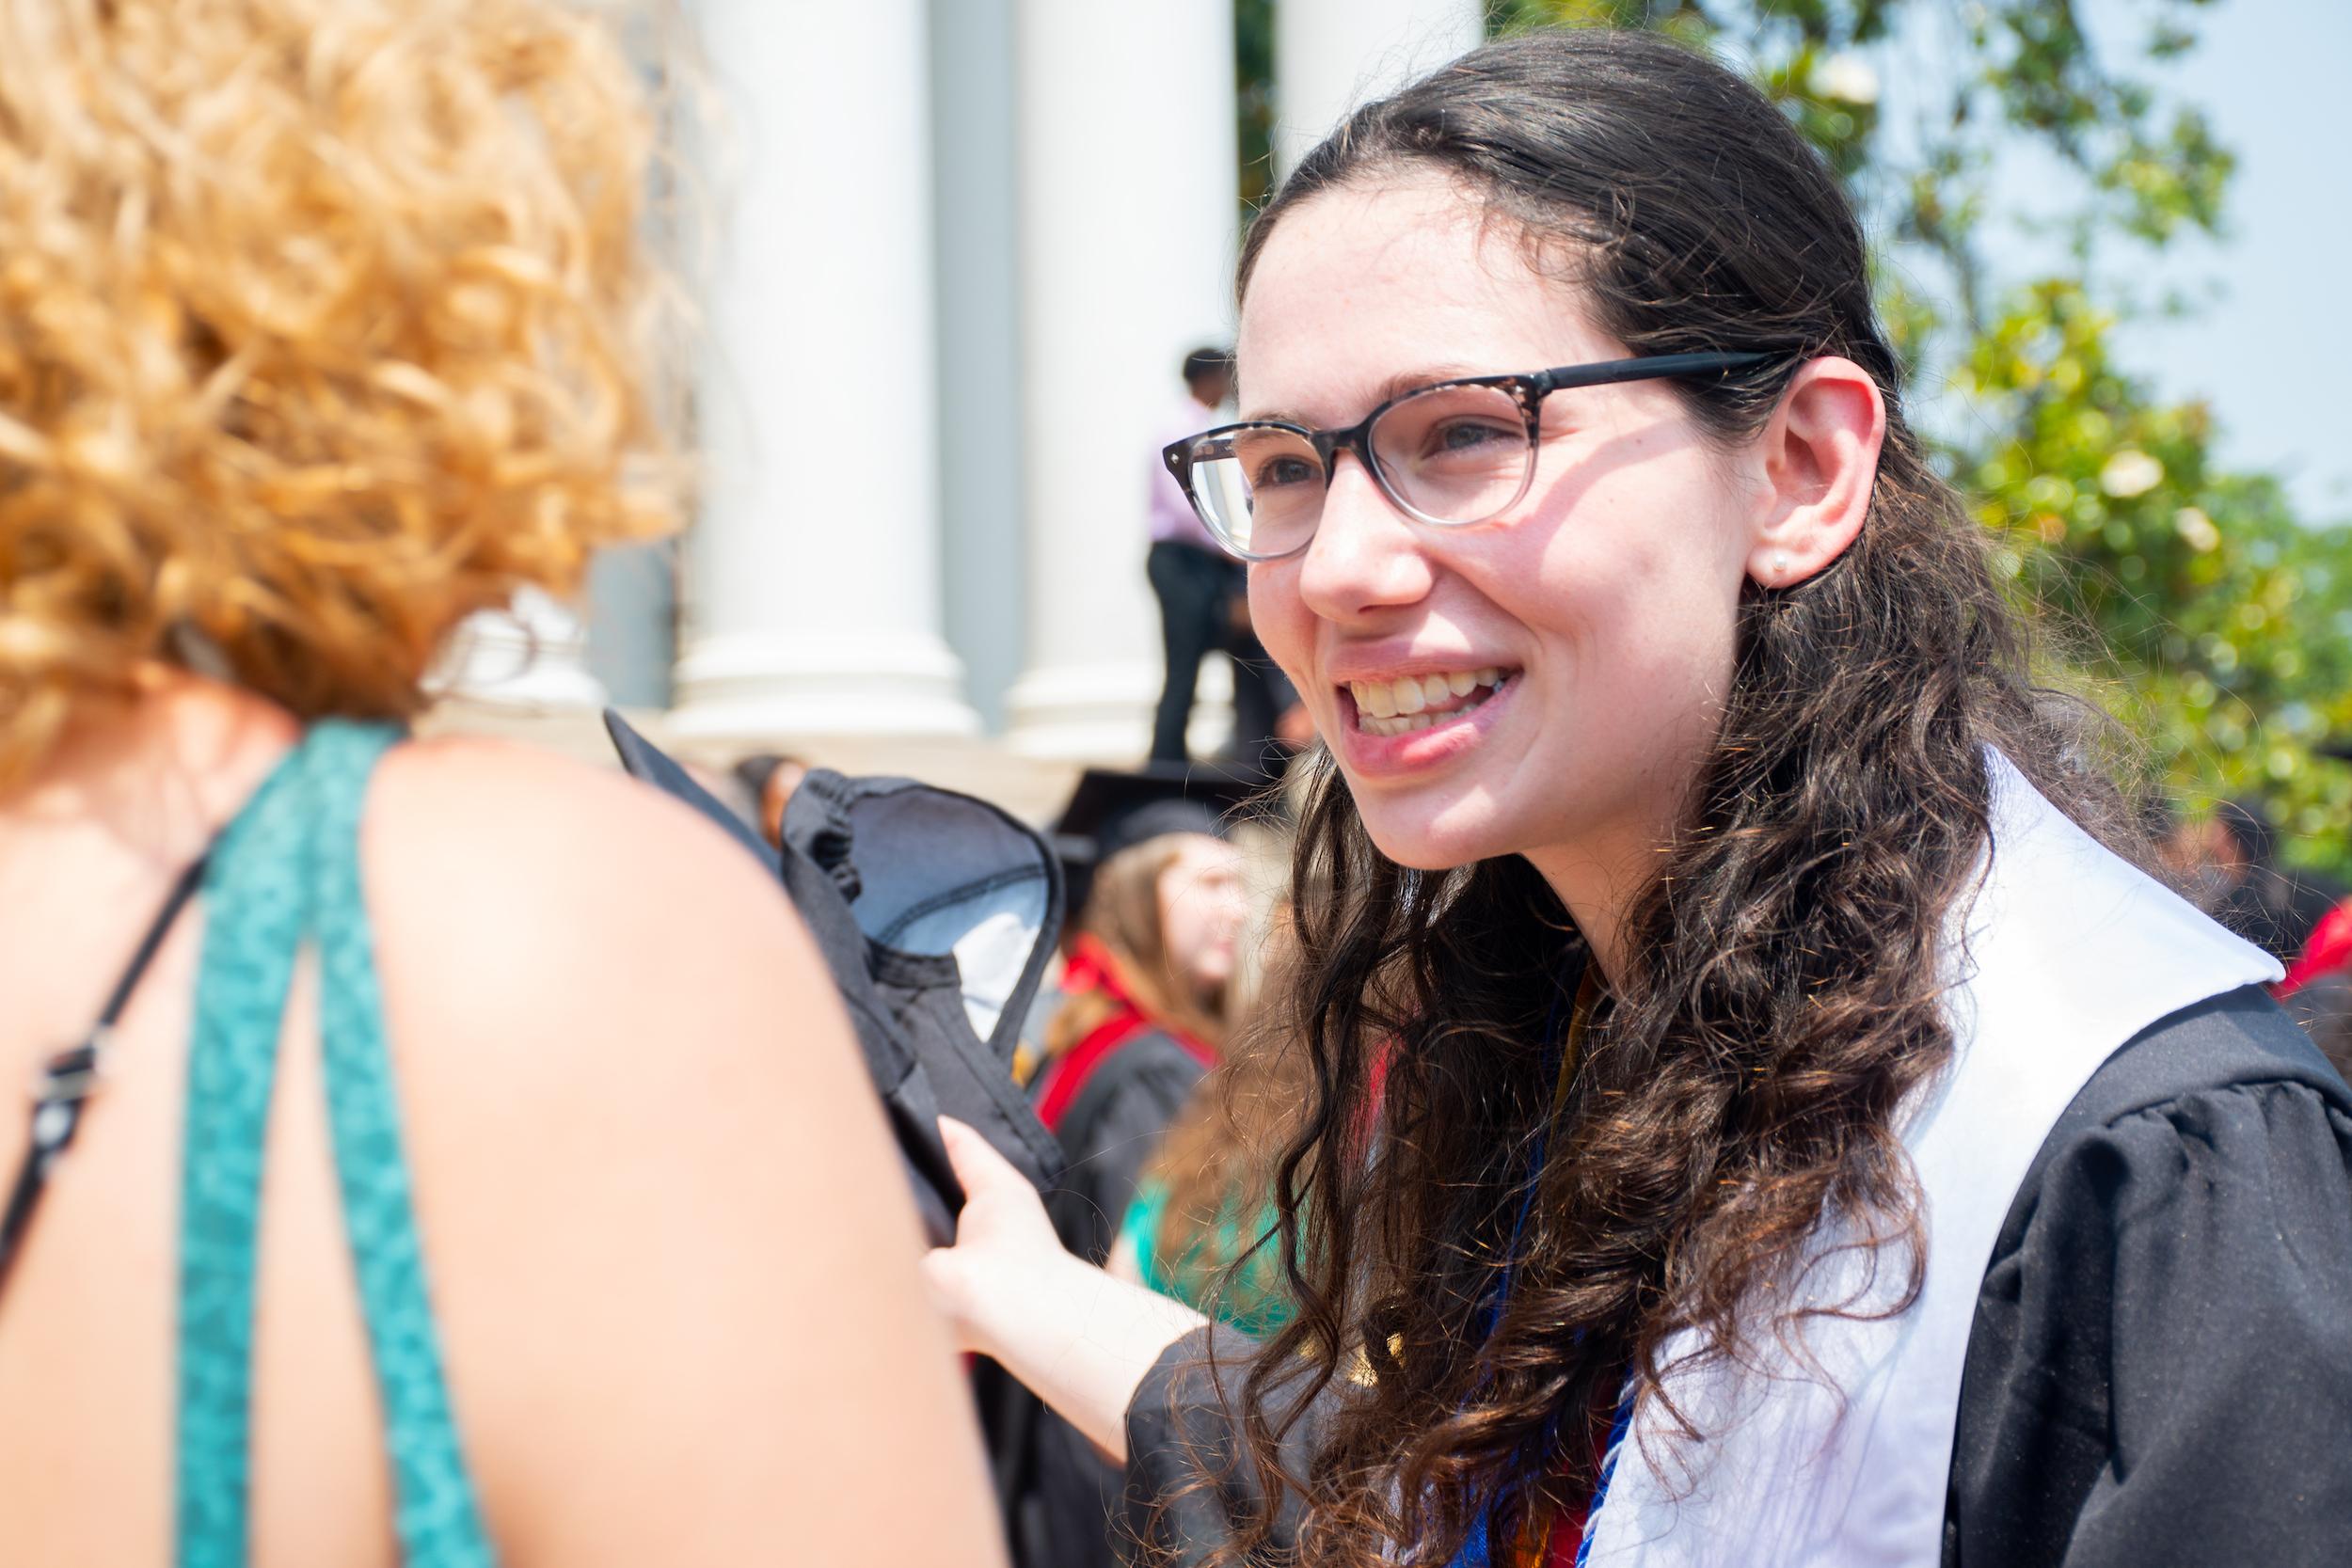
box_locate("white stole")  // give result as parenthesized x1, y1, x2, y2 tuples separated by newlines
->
(1580, 752, 2280, 1567)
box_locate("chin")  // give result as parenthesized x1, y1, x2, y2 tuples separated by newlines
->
(1352, 807, 1507, 876)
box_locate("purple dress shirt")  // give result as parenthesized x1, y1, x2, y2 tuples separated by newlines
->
(1149, 396, 1226, 553)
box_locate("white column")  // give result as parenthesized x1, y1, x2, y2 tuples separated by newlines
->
(670, 0, 977, 741)
(1273, 0, 1486, 176)
(1005, 0, 1240, 762)
(929, 0, 1026, 735)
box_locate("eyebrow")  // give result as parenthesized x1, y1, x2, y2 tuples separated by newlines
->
(1240, 363, 1488, 427)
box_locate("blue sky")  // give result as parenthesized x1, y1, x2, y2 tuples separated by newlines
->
(1914, 0, 2352, 524)
(2095, 0, 2352, 524)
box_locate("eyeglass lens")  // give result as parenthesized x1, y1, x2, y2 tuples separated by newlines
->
(1184, 380, 1533, 557)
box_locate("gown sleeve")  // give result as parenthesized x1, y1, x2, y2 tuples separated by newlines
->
(1948, 1019, 2352, 1566)
(1123, 1323, 1327, 1565)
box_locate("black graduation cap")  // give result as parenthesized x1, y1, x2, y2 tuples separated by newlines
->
(1050, 762, 1272, 924)
(601, 710, 1066, 1244)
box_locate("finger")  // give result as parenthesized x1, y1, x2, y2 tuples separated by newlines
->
(936, 1115, 1023, 1195)
(917, 1248, 982, 1354)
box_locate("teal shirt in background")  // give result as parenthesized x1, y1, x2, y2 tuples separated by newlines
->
(1117, 1177, 1293, 1338)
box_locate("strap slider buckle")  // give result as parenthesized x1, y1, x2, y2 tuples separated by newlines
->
(33, 1030, 110, 1106)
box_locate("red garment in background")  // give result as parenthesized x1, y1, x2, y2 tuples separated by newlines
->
(1032, 936, 1216, 1132)
(1543, 1496, 1590, 1566)
(2277, 897, 2352, 998)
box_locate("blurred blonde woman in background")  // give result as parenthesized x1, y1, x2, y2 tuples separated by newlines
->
(0, 3, 1006, 1564)
(1033, 828, 1247, 1268)
(1008, 824, 1246, 1568)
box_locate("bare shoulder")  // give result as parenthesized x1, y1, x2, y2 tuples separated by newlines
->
(355, 730, 869, 1221)
(361, 734, 821, 1040)
(349, 738, 1000, 1562)
(348, 728, 866, 1170)
(367, 734, 783, 934)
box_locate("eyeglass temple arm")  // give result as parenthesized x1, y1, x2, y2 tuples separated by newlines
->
(1533, 350, 1774, 396)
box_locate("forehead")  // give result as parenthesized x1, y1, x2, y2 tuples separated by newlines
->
(1236, 173, 1618, 425)
(1160, 833, 1241, 879)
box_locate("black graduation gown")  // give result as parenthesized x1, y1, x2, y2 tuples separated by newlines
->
(997, 1029, 1214, 1568)
(1120, 986, 2352, 1567)
(1043, 1028, 1214, 1271)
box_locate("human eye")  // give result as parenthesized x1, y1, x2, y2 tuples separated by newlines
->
(1377, 384, 1530, 477)
(1251, 452, 1320, 489)
(1427, 417, 1519, 456)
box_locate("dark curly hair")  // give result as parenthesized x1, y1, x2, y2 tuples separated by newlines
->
(1184, 27, 2144, 1565)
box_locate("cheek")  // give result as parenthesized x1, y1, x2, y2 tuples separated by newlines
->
(1506, 458, 1748, 672)
(1165, 911, 1214, 980)
(1247, 563, 1313, 682)
(1458, 472, 1747, 816)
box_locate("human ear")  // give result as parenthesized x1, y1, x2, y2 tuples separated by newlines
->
(1743, 356, 1885, 588)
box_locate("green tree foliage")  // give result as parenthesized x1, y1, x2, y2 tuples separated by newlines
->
(1236, 0, 1279, 219)
(1448, 0, 2352, 865)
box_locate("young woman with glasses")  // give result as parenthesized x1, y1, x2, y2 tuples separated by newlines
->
(927, 28, 2352, 1568)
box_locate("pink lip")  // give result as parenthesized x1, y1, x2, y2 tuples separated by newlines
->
(1332, 673, 1518, 780)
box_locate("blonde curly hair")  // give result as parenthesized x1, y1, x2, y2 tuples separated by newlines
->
(0, 0, 688, 784)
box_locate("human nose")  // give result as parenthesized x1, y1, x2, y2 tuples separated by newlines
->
(1295, 451, 1435, 623)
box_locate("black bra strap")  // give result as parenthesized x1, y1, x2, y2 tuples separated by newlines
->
(0, 851, 213, 1300)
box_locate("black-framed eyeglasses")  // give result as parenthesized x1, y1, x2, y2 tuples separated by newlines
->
(1159, 351, 1772, 562)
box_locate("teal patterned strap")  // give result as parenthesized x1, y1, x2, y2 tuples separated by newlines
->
(308, 722, 496, 1566)
(179, 721, 497, 1567)
(178, 739, 312, 1568)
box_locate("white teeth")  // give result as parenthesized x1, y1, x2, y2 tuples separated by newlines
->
(1359, 711, 1443, 737)
(1345, 667, 1516, 736)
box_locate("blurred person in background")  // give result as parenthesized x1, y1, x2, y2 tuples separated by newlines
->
(1032, 816, 1248, 1267)
(0, 4, 1005, 1564)
(1103, 762, 1312, 1340)
(998, 791, 1251, 1568)
(2161, 796, 2346, 965)
(2274, 888, 2352, 1072)
(1147, 346, 1284, 771)
(2269, 739, 2352, 1066)
(2279, 966, 2352, 1080)
(1108, 905, 1306, 1341)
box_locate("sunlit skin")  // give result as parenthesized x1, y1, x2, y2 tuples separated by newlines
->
(759, 758, 807, 848)
(1154, 833, 1248, 994)
(1237, 172, 1883, 981)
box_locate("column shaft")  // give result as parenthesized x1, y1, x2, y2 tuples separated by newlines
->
(1273, 0, 1485, 175)
(1005, 0, 1240, 761)
(671, 0, 977, 741)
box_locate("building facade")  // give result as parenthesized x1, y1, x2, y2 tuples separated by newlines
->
(461, 0, 1486, 766)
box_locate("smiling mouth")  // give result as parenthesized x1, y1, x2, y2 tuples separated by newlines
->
(1344, 667, 1516, 737)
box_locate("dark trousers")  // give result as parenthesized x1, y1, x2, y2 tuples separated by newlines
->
(1147, 540, 1279, 766)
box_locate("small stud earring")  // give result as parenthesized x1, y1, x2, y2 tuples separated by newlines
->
(1771, 552, 1790, 581)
